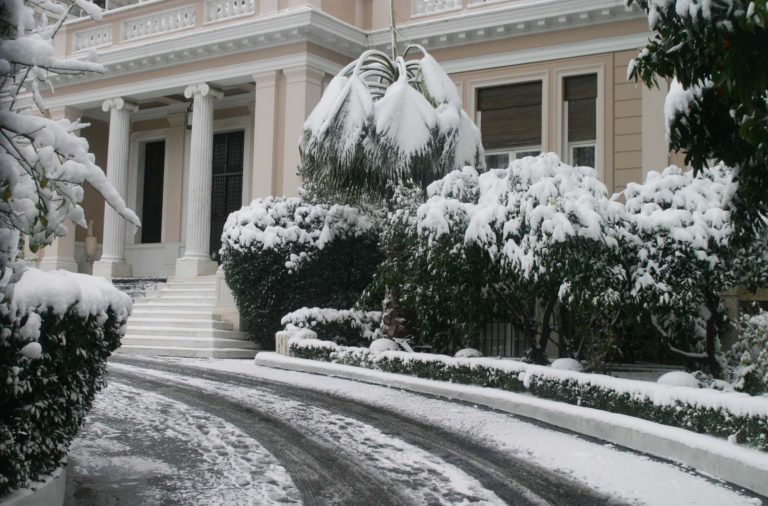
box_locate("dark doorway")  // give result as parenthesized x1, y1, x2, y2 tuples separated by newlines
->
(141, 140, 165, 244)
(210, 131, 244, 259)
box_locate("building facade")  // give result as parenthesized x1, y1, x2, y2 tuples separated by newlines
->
(37, 0, 673, 280)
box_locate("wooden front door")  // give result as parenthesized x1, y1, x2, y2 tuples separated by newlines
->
(210, 131, 244, 259)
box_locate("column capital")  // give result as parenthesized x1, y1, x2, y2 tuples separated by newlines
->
(101, 97, 138, 113)
(282, 65, 326, 87)
(252, 70, 278, 89)
(184, 82, 223, 100)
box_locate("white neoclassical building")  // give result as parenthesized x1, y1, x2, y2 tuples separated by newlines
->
(34, 0, 681, 356)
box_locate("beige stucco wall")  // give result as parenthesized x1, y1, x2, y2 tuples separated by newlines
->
(77, 119, 108, 243)
(612, 49, 643, 193)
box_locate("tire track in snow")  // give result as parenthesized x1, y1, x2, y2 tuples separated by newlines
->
(110, 370, 415, 506)
(66, 381, 300, 505)
(111, 357, 616, 505)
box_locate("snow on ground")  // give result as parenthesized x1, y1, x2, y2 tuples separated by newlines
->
(136, 357, 764, 506)
(68, 381, 300, 505)
(110, 362, 509, 506)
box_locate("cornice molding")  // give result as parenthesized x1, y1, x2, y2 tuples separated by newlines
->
(441, 33, 650, 74)
(367, 0, 643, 50)
(44, 53, 342, 110)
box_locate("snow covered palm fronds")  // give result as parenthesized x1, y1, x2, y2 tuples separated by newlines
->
(0, 0, 139, 273)
(300, 46, 484, 203)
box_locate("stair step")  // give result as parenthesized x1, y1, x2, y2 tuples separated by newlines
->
(116, 345, 258, 359)
(135, 296, 217, 305)
(122, 335, 258, 349)
(125, 326, 247, 339)
(127, 317, 230, 329)
(130, 310, 222, 320)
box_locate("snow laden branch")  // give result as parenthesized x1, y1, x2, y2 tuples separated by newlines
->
(299, 45, 484, 203)
(0, 0, 139, 273)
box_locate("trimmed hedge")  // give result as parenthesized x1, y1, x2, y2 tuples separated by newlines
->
(220, 197, 383, 349)
(289, 339, 768, 450)
(280, 308, 382, 347)
(0, 270, 130, 497)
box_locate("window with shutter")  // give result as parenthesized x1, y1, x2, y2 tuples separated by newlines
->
(140, 141, 165, 244)
(210, 131, 244, 259)
(477, 81, 543, 168)
(563, 74, 597, 167)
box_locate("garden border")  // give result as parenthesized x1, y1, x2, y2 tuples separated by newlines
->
(0, 460, 67, 506)
(254, 352, 768, 498)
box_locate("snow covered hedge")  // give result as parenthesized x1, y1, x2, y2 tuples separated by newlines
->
(0, 269, 131, 496)
(289, 339, 768, 450)
(280, 307, 381, 346)
(220, 196, 383, 348)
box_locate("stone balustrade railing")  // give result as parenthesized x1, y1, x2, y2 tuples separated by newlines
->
(122, 5, 196, 42)
(204, 0, 255, 24)
(72, 25, 113, 52)
(412, 0, 463, 16)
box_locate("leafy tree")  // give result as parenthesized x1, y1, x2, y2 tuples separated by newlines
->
(628, 0, 768, 233)
(623, 165, 735, 374)
(0, 0, 139, 278)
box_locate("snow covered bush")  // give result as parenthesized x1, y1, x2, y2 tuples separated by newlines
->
(289, 338, 768, 450)
(0, 270, 131, 496)
(300, 45, 483, 204)
(372, 155, 628, 362)
(280, 307, 382, 347)
(726, 308, 768, 395)
(361, 183, 499, 353)
(220, 196, 383, 348)
(623, 165, 735, 373)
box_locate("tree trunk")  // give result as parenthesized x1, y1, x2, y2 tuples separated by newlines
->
(704, 287, 722, 375)
(531, 295, 556, 365)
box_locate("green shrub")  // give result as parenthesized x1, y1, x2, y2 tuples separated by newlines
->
(289, 339, 768, 450)
(280, 308, 381, 347)
(220, 197, 383, 349)
(0, 270, 130, 497)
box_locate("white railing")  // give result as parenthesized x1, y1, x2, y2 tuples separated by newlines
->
(204, 0, 255, 23)
(122, 5, 196, 42)
(412, 0, 462, 17)
(73, 25, 112, 51)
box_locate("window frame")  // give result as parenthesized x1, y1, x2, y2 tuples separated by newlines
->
(469, 71, 550, 160)
(555, 65, 605, 179)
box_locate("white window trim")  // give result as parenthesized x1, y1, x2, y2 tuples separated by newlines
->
(554, 64, 605, 180)
(467, 71, 550, 156)
(485, 146, 542, 168)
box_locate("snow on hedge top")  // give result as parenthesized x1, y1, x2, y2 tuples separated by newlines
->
(281, 307, 382, 341)
(417, 154, 625, 273)
(221, 197, 376, 255)
(8, 268, 131, 328)
(299, 341, 768, 419)
(624, 164, 733, 250)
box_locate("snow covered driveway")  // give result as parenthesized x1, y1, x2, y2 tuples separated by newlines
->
(66, 356, 764, 506)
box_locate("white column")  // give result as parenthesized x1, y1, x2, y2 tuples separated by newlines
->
(93, 97, 137, 279)
(282, 66, 324, 196)
(252, 71, 278, 198)
(175, 82, 222, 278)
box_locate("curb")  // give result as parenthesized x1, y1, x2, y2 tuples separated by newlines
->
(0, 460, 67, 506)
(254, 352, 768, 498)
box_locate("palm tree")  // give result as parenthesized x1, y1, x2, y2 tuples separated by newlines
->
(299, 46, 484, 203)
(299, 6, 485, 340)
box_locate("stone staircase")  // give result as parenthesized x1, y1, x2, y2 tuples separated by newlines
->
(117, 275, 259, 359)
